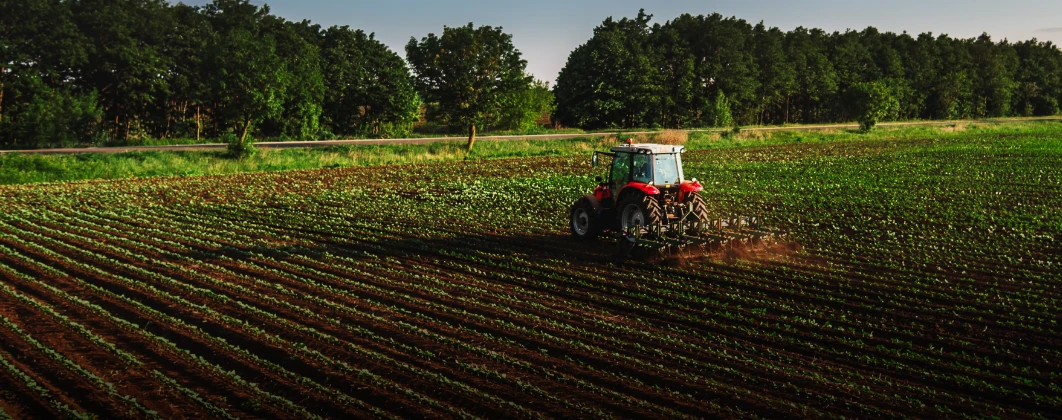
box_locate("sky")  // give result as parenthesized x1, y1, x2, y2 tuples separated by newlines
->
(184, 0, 1062, 84)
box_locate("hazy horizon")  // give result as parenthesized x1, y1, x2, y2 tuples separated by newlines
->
(182, 0, 1062, 84)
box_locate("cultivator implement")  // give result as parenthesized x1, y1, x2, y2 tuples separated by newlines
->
(617, 216, 787, 258)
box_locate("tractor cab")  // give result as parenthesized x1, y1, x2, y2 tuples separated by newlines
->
(589, 142, 702, 209)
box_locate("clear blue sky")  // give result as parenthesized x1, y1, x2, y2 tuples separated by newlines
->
(183, 0, 1062, 84)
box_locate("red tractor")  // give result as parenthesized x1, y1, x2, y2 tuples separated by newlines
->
(570, 140, 779, 254)
(569, 141, 709, 241)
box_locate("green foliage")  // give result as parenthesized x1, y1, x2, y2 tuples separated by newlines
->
(554, 12, 1062, 129)
(0, 76, 103, 147)
(553, 10, 660, 129)
(652, 25, 696, 128)
(406, 23, 533, 150)
(971, 34, 1017, 118)
(165, 3, 212, 141)
(71, 0, 172, 140)
(320, 27, 420, 138)
(0, 0, 419, 147)
(702, 91, 734, 128)
(5, 4, 1062, 147)
(202, 0, 286, 143)
(263, 18, 325, 140)
(786, 27, 838, 123)
(497, 80, 555, 131)
(224, 132, 256, 159)
(0, 0, 89, 148)
(751, 23, 796, 125)
(846, 81, 900, 131)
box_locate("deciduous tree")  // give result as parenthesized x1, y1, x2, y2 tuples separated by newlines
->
(202, 0, 285, 143)
(406, 23, 532, 150)
(322, 26, 419, 138)
(846, 81, 899, 131)
(552, 11, 659, 129)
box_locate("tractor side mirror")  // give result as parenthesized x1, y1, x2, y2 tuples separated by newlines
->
(595, 176, 603, 183)
(591, 153, 598, 167)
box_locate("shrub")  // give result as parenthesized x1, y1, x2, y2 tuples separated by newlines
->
(316, 130, 337, 141)
(702, 91, 734, 128)
(846, 82, 899, 132)
(224, 133, 256, 159)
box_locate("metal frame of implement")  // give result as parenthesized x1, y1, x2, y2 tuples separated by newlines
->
(617, 213, 787, 258)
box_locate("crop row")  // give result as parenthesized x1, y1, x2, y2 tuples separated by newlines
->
(0, 133, 1057, 418)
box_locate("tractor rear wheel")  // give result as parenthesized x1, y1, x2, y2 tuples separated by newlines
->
(687, 193, 711, 233)
(570, 197, 600, 240)
(618, 192, 664, 242)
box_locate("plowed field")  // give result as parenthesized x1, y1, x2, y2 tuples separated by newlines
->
(0, 132, 1060, 419)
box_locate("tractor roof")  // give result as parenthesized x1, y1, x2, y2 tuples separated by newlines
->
(610, 143, 685, 154)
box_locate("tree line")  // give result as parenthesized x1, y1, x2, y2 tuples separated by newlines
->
(0, 0, 550, 148)
(554, 11, 1062, 129)
(4, 3, 1062, 149)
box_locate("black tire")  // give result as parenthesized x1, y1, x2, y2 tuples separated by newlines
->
(687, 193, 711, 233)
(570, 197, 600, 240)
(617, 192, 664, 242)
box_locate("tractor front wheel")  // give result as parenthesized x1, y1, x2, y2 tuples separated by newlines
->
(570, 197, 600, 240)
(618, 192, 664, 242)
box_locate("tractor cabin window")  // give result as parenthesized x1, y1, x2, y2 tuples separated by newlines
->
(611, 153, 631, 187)
(632, 153, 652, 184)
(653, 154, 681, 185)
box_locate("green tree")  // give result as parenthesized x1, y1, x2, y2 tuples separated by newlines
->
(846, 81, 899, 131)
(1013, 39, 1062, 116)
(321, 26, 419, 138)
(751, 23, 795, 125)
(971, 34, 1017, 118)
(498, 80, 554, 131)
(785, 27, 838, 123)
(161, 3, 213, 141)
(652, 24, 696, 128)
(553, 11, 660, 129)
(261, 18, 325, 139)
(669, 14, 760, 126)
(1, 74, 102, 147)
(8, 4, 1062, 145)
(72, 0, 172, 140)
(406, 23, 532, 150)
(830, 30, 880, 90)
(936, 36, 976, 119)
(702, 90, 733, 127)
(900, 33, 940, 120)
(1, 0, 87, 146)
(202, 0, 286, 143)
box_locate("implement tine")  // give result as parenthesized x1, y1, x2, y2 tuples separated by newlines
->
(616, 216, 790, 259)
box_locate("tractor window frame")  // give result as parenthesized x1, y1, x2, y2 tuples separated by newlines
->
(631, 153, 653, 184)
(652, 153, 682, 185)
(594, 152, 615, 182)
(610, 152, 633, 188)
